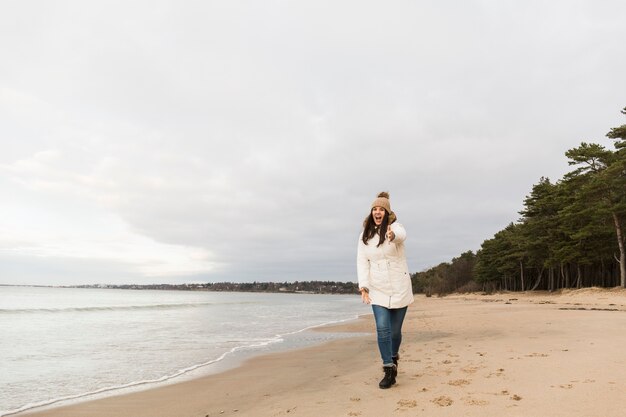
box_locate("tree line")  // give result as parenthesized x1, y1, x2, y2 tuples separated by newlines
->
(72, 281, 359, 294)
(203, 280, 358, 294)
(412, 108, 626, 294)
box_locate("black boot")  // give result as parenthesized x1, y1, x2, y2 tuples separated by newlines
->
(379, 365, 397, 389)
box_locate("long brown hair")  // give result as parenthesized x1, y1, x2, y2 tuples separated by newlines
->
(362, 209, 389, 247)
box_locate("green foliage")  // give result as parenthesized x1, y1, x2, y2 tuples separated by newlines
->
(418, 107, 626, 292)
(606, 107, 626, 148)
(412, 251, 477, 295)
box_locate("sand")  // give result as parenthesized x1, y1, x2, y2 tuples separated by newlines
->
(19, 288, 626, 417)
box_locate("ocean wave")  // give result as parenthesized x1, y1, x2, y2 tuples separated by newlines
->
(0, 313, 364, 417)
(0, 300, 258, 314)
(0, 292, 364, 417)
(0, 336, 283, 417)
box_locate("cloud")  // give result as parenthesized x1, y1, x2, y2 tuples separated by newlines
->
(0, 174, 217, 283)
(1, 0, 625, 285)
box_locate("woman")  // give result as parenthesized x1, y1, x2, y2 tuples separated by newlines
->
(357, 191, 414, 389)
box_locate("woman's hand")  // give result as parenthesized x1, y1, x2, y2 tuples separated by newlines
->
(360, 289, 371, 304)
(386, 227, 395, 242)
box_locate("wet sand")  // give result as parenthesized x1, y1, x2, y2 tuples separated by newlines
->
(20, 288, 626, 417)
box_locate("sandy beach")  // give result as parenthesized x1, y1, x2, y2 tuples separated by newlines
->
(20, 288, 626, 417)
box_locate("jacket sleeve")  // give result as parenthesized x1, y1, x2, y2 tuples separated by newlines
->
(390, 222, 407, 243)
(356, 234, 370, 290)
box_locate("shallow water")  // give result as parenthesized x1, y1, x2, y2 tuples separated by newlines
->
(0, 286, 364, 416)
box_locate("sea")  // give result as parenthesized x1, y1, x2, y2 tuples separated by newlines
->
(0, 286, 365, 416)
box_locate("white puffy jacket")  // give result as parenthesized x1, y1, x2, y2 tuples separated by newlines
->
(357, 222, 415, 309)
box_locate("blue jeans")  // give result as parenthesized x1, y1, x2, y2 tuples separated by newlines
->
(372, 305, 408, 367)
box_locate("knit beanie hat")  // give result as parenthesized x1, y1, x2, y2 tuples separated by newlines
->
(367, 191, 397, 225)
(371, 191, 391, 212)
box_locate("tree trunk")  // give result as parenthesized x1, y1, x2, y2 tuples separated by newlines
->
(576, 264, 582, 289)
(611, 212, 626, 288)
(549, 267, 554, 292)
(520, 260, 525, 291)
(599, 262, 604, 287)
(530, 267, 544, 291)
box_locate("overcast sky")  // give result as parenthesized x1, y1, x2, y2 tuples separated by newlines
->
(1, 0, 625, 286)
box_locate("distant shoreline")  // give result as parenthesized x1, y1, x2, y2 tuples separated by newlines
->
(0, 281, 359, 295)
(4, 282, 626, 296)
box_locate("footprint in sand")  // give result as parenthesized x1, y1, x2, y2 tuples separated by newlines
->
(511, 394, 523, 401)
(348, 412, 361, 416)
(461, 365, 484, 374)
(525, 353, 549, 357)
(432, 396, 453, 407)
(396, 399, 418, 410)
(448, 379, 471, 387)
(463, 396, 489, 406)
(559, 384, 574, 389)
(486, 368, 505, 378)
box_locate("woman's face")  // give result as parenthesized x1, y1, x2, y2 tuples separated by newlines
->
(372, 206, 386, 225)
